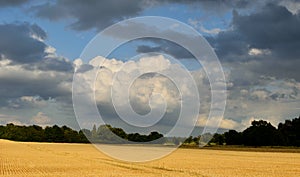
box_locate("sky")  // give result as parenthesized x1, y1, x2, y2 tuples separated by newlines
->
(0, 0, 300, 135)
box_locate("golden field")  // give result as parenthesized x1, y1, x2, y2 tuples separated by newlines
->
(0, 139, 300, 177)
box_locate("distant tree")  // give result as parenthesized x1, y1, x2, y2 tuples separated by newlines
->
(2, 117, 300, 146)
(184, 136, 193, 144)
(224, 130, 242, 145)
(80, 129, 91, 139)
(210, 133, 225, 145)
(242, 120, 281, 146)
(78, 130, 89, 143)
(62, 126, 80, 143)
(0, 125, 5, 138)
(148, 131, 164, 144)
(26, 125, 44, 142)
(200, 133, 213, 144)
(278, 116, 300, 146)
(149, 131, 163, 141)
(110, 127, 127, 139)
(96, 125, 116, 143)
(91, 124, 97, 139)
(0, 124, 91, 143)
(0, 123, 165, 144)
(128, 133, 140, 142)
(44, 125, 64, 142)
(3, 123, 16, 140)
(192, 136, 200, 145)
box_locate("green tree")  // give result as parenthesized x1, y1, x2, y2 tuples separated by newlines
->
(184, 136, 193, 144)
(44, 125, 64, 142)
(78, 130, 89, 143)
(210, 133, 225, 145)
(224, 130, 242, 145)
(242, 120, 280, 146)
(278, 116, 300, 146)
(26, 125, 44, 142)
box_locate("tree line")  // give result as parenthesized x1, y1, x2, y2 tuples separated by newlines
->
(0, 116, 299, 146)
(0, 124, 89, 143)
(185, 116, 300, 147)
(0, 123, 164, 144)
(83, 124, 164, 144)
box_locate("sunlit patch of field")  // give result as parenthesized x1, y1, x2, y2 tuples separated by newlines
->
(0, 139, 300, 177)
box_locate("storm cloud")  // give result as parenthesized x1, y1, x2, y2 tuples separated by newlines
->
(212, 4, 300, 61)
(0, 23, 47, 63)
(28, 0, 285, 31)
(0, 23, 74, 102)
(30, 0, 146, 31)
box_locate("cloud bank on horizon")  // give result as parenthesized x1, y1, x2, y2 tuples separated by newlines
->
(0, 0, 299, 132)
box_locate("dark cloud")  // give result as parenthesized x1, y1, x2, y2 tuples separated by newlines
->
(29, 0, 278, 32)
(208, 4, 300, 84)
(0, 22, 74, 108)
(233, 4, 300, 59)
(0, 23, 47, 63)
(31, 0, 145, 31)
(136, 39, 194, 59)
(0, 67, 72, 100)
(24, 57, 74, 72)
(206, 32, 249, 62)
(0, 0, 30, 7)
(0, 22, 74, 72)
(212, 4, 300, 60)
(133, 3, 300, 62)
(160, 0, 255, 11)
(36, 58, 73, 72)
(226, 58, 300, 89)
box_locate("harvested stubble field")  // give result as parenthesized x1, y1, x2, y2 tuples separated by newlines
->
(0, 139, 300, 177)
